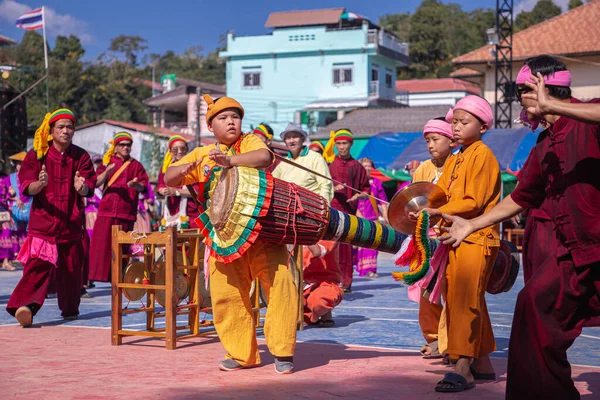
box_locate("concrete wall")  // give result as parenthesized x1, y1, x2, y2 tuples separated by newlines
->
(73, 124, 168, 174)
(399, 90, 474, 107)
(369, 55, 397, 101)
(221, 25, 374, 58)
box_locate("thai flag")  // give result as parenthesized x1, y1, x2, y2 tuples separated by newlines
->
(16, 8, 44, 31)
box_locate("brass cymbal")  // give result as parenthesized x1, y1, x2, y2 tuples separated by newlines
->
(387, 182, 447, 234)
(123, 262, 147, 301)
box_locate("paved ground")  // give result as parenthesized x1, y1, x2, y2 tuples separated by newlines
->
(1, 253, 600, 399)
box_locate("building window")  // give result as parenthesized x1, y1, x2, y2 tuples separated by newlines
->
(243, 71, 261, 88)
(385, 73, 393, 89)
(371, 69, 379, 82)
(333, 67, 353, 85)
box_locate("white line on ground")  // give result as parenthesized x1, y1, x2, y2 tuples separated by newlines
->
(580, 334, 600, 340)
(336, 305, 514, 316)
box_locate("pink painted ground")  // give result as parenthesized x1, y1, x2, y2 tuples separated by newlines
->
(1, 325, 598, 399)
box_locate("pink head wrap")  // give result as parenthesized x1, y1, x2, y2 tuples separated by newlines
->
(445, 95, 494, 128)
(423, 119, 452, 139)
(516, 64, 571, 87)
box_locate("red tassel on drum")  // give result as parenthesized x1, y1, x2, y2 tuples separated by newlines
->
(395, 236, 416, 267)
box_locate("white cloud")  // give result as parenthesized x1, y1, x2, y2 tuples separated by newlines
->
(0, 0, 93, 44)
(514, 0, 570, 15)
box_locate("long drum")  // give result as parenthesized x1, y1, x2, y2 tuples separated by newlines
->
(206, 166, 406, 263)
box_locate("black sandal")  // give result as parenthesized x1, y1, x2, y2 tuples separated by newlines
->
(435, 372, 476, 392)
(317, 319, 335, 327)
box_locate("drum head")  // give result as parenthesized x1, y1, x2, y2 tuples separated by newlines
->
(154, 263, 189, 307)
(502, 241, 520, 293)
(388, 182, 447, 234)
(209, 167, 238, 231)
(487, 240, 518, 295)
(123, 262, 147, 301)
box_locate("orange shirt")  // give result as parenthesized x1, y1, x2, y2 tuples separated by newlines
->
(174, 133, 268, 187)
(437, 140, 501, 246)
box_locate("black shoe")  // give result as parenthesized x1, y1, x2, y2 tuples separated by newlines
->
(81, 288, 93, 298)
(343, 286, 353, 294)
(274, 356, 294, 374)
(63, 314, 78, 321)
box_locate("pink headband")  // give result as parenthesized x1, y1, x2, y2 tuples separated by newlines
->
(516, 65, 571, 87)
(423, 119, 452, 139)
(446, 95, 494, 128)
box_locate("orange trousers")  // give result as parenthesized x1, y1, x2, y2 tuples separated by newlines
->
(419, 289, 443, 343)
(303, 282, 344, 323)
(438, 241, 498, 359)
(210, 241, 298, 366)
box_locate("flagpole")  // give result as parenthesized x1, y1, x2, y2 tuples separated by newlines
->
(42, 5, 49, 112)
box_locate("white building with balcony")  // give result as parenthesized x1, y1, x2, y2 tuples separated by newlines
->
(220, 8, 410, 135)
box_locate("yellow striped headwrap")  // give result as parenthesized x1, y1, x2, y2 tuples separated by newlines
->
(162, 135, 187, 173)
(33, 108, 76, 160)
(103, 131, 133, 165)
(323, 129, 353, 163)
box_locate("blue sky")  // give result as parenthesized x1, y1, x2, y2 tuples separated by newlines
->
(0, 0, 568, 62)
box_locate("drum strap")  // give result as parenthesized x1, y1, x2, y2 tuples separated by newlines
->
(103, 160, 131, 194)
(272, 152, 389, 205)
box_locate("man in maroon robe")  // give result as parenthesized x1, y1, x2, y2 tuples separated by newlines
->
(89, 132, 148, 283)
(326, 129, 370, 292)
(439, 55, 600, 399)
(6, 108, 96, 326)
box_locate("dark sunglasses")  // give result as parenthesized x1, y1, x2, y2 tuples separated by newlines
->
(515, 86, 532, 103)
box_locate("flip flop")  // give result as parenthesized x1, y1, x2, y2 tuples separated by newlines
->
(421, 340, 444, 359)
(317, 319, 335, 327)
(470, 366, 496, 380)
(435, 372, 476, 393)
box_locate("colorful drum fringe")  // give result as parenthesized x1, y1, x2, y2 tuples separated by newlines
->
(322, 208, 406, 254)
(392, 211, 432, 285)
(195, 167, 274, 264)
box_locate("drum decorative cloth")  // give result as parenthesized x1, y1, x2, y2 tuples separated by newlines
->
(199, 166, 274, 264)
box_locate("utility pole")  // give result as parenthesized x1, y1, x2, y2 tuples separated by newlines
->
(494, 0, 514, 128)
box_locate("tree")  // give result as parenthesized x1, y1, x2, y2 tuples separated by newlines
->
(7, 31, 48, 125)
(516, 0, 562, 31)
(379, 13, 411, 42)
(109, 35, 148, 66)
(52, 35, 85, 61)
(568, 0, 584, 10)
(408, 0, 448, 77)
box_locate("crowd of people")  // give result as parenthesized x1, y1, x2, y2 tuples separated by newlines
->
(1, 54, 599, 398)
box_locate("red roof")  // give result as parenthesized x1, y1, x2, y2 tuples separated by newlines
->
(395, 78, 480, 95)
(265, 8, 345, 28)
(0, 34, 16, 47)
(449, 67, 483, 78)
(76, 119, 215, 145)
(453, 0, 600, 64)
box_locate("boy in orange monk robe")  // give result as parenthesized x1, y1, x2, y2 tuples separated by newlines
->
(413, 95, 501, 392)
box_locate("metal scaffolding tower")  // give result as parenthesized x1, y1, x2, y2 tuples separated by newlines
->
(494, 0, 514, 129)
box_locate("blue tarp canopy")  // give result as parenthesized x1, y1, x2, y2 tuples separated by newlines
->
(358, 127, 540, 172)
